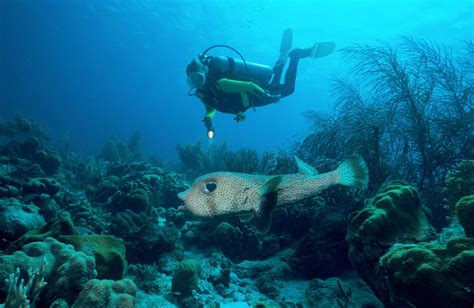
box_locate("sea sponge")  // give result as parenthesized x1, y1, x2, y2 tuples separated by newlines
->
(455, 195, 474, 237)
(171, 259, 202, 296)
(58, 235, 127, 280)
(380, 237, 474, 307)
(347, 181, 431, 246)
(71, 279, 137, 308)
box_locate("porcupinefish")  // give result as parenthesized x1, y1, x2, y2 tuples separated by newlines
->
(177, 154, 368, 233)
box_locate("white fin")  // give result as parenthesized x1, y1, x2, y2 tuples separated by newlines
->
(294, 156, 319, 175)
(277, 28, 293, 64)
(311, 42, 336, 58)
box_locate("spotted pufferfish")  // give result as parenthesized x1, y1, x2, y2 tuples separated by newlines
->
(177, 154, 368, 233)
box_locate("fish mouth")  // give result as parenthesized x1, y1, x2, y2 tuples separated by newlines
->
(177, 190, 187, 201)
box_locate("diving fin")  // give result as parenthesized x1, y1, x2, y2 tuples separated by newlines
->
(277, 28, 293, 65)
(310, 42, 336, 59)
(255, 176, 282, 234)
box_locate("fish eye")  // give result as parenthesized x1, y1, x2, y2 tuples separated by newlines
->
(204, 182, 217, 193)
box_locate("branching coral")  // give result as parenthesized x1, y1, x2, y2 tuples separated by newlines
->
(3, 260, 47, 308)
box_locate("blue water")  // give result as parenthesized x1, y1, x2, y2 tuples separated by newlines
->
(1, 0, 472, 161)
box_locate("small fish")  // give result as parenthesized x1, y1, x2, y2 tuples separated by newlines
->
(177, 154, 369, 233)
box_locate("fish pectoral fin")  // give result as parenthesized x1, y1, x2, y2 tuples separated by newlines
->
(239, 213, 254, 222)
(255, 176, 282, 234)
(294, 156, 319, 175)
(260, 176, 283, 197)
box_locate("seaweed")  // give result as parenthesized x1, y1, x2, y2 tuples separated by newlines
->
(298, 38, 473, 228)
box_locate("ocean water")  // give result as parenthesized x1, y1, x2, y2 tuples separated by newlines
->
(0, 0, 473, 307)
(1, 0, 471, 161)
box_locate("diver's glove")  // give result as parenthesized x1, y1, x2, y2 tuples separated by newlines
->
(234, 112, 246, 122)
(203, 117, 213, 131)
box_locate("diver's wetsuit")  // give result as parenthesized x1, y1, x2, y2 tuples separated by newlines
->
(195, 51, 305, 130)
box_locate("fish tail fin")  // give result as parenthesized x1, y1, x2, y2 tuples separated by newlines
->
(336, 154, 369, 189)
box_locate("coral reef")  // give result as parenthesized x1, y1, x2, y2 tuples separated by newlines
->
(443, 160, 474, 213)
(348, 181, 432, 246)
(0, 198, 46, 248)
(380, 237, 474, 307)
(71, 279, 137, 308)
(455, 195, 474, 237)
(1, 73, 472, 308)
(58, 235, 127, 280)
(171, 259, 202, 296)
(0, 237, 97, 306)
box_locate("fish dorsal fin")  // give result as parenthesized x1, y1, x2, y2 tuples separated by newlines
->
(294, 156, 319, 175)
(255, 176, 282, 233)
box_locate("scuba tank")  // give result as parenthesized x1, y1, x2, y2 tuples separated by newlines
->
(199, 45, 273, 85)
(206, 55, 273, 85)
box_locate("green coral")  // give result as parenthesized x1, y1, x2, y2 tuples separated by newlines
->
(58, 235, 127, 280)
(380, 237, 474, 307)
(443, 160, 474, 213)
(171, 259, 202, 296)
(347, 181, 431, 246)
(8, 218, 77, 252)
(455, 195, 474, 237)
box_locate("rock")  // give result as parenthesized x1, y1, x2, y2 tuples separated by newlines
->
(213, 222, 242, 259)
(165, 207, 186, 228)
(0, 198, 45, 244)
(291, 211, 350, 279)
(72, 279, 137, 308)
(109, 210, 177, 264)
(32, 149, 60, 175)
(235, 258, 290, 299)
(8, 217, 77, 252)
(23, 177, 60, 196)
(305, 277, 383, 308)
(172, 259, 202, 296)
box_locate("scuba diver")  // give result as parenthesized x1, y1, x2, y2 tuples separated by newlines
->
(186, 28, 335, 138)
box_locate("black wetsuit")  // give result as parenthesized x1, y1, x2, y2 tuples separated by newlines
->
(196, 53, 303, 115)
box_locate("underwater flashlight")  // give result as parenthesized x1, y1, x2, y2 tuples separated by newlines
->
(207, 130, 215, 139)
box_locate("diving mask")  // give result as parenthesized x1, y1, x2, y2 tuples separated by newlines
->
(187, 71, 206, 89)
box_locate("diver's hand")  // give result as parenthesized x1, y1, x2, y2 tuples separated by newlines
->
(234, 112, 246, 122)
(253, 89, 281, 104)
(203, 117, 213, 131)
